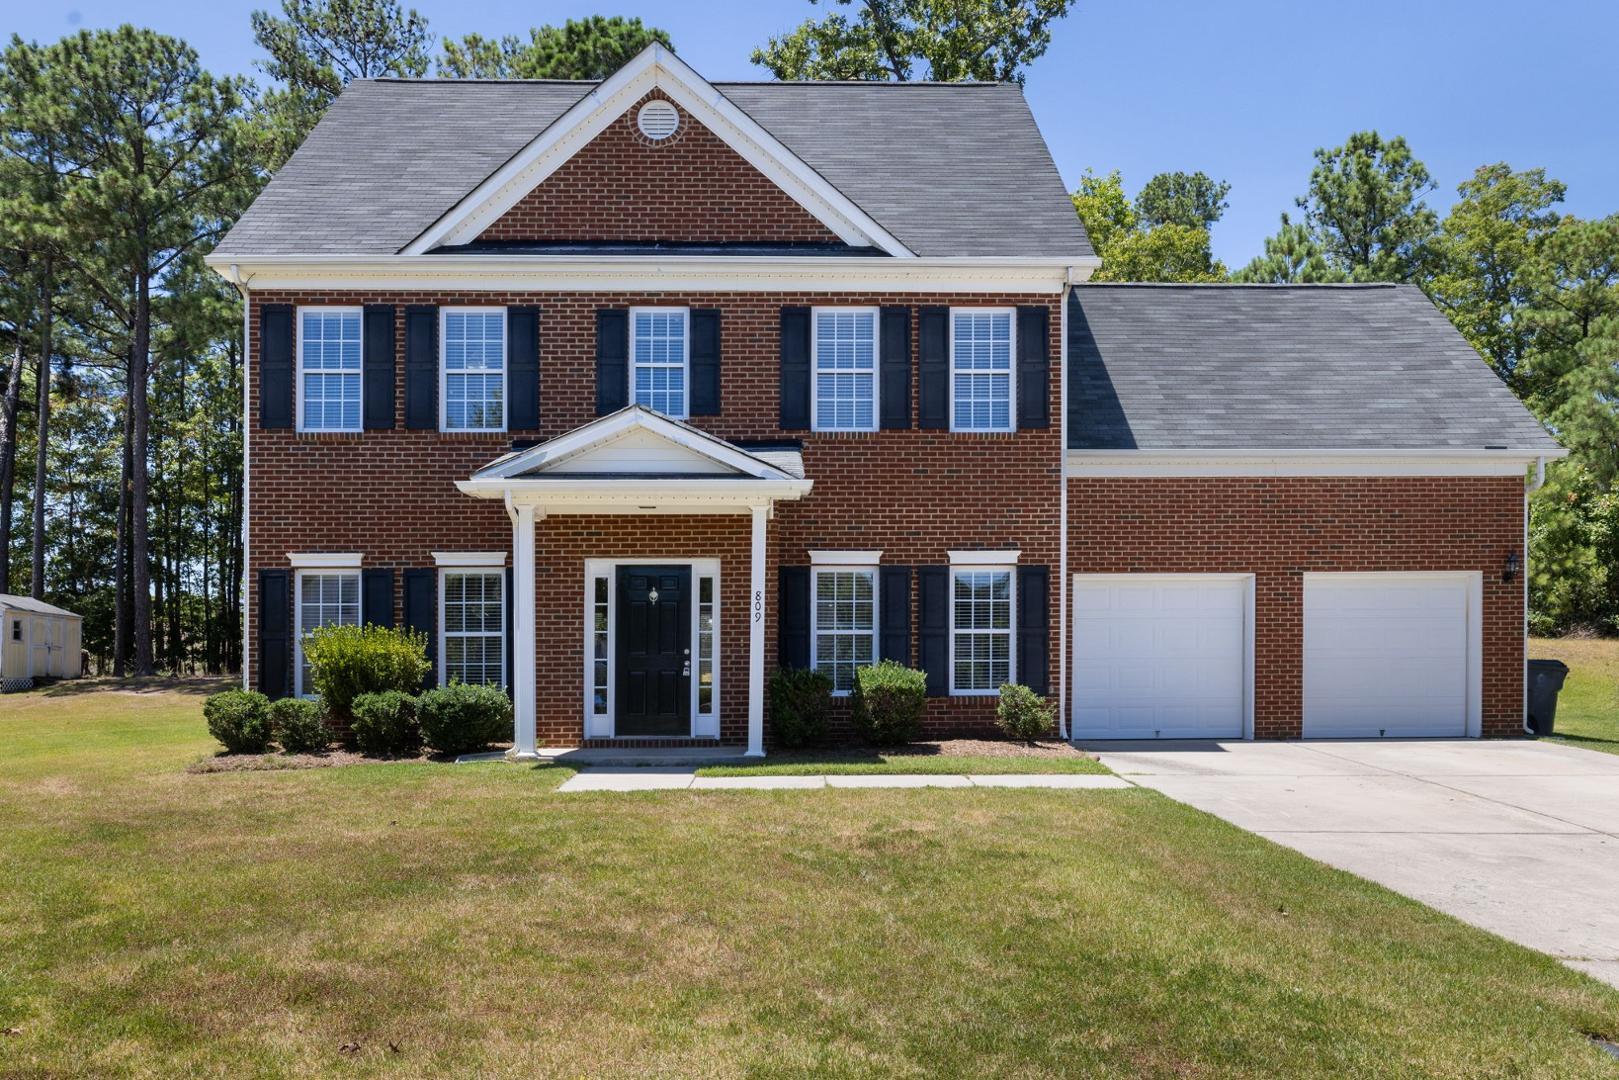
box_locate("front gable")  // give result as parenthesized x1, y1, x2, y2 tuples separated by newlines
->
(407, 44, 911, 257)
(477, 91, 841, 248)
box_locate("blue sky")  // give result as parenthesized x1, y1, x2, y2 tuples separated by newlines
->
(12, 0, 1618, 266)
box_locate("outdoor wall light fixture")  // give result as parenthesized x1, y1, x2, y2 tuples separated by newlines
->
(1504, 551, 1520, 583)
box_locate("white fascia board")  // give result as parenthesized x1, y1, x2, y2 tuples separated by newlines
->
(287, 552, 363, 568)
(475, 407, 793, 481)
(401, 43, 911, 257)
(809, 549, 883, 565)
(432, 551, 507, 567)
(1065, 448, 1568, 478)
(456, 476, 813, 507)
(203, 253, 1077, 294)
(948, 549, 1021, 565)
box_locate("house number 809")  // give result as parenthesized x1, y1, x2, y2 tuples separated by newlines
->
(753, 590, 763, 624)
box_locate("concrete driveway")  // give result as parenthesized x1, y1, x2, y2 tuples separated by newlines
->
(1095, 739, 1619, 988)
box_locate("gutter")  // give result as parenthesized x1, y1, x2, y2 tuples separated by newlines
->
(1524, 455, 1548, 734)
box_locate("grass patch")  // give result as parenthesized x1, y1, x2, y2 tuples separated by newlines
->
(2, 684, 1617, 1076)
(1531, 636, 1619, 755)
(699, 749, 1109, 776)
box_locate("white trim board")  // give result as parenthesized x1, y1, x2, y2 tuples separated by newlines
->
(404, 44, 912, 258)
(1066, 449, 1565, 478)
(287, 552, 364, 568)
(433, 551, 507, 567)
(810, 550, 883, 565)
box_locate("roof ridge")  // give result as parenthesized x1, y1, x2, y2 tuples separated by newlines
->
(1075, 282, 1400, 290)
(360, 76, 1011, 88)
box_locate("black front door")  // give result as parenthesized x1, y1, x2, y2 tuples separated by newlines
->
(615, 565, 691, 736)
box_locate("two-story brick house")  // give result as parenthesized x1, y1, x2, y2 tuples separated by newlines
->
(209, 45, 1561, 756)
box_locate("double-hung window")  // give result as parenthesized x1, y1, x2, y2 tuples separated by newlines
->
(441, 309, 506, 431)
(812, 308, 878, 432)
(630, 307, 688, 418)
(295, 569, 360, 697)
(950, 309, 1015, 433)
(298, 308, 363, 432)
(440, 569, 505, 687)
(950, 566, 1014, 695)
(811, 566, 877, 694)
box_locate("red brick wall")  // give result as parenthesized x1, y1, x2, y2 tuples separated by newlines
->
(246, 290, 1062, 744)
(476, 92, 840, 247)
(1066, 476, 1526, 738)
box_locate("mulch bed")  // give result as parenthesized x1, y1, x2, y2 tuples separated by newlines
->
(187, 749, 464, 773)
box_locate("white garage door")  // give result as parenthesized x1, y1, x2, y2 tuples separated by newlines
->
(1303, 573, 1479, 739)
(1072, 576, 1248, 740)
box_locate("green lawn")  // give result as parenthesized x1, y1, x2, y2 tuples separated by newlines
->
(698, 747, 1110, 776)
(1531, 636, 1619, 755)
(3, 684, 1618, 1077)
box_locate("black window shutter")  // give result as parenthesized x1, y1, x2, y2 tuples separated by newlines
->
(918, 565, 949, 696)
(362, 305, 395, 430)
(1017, 565, 1050, 695)
(879, 565, 912, 664)
(505, 565, 515, 694)
(403, 567, 437, 688)
(507, 306, 540, 430)
(361, 568, 395, 629)
(595, 309, 629, 415)
(778, 565, 810, 670)
(259, 304, 294, 430)
(404, 305, 438, 430)
(689, 309, 721, 416)
(257, 568, 292, 700)
(879, 306, 911, 430)
(918, 307, 949, 430)
(779, 306, 811, 429)
(1017, 305, 1050, 429)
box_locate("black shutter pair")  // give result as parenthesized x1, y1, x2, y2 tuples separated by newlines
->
(917, 306, 1051, 430)
(780, 307, 912, 430)
(407, 305, 540, 429)
(777, 566, 912, 671)
(260, 304, 398, 431)
(256, 567, 396, 699)
(596, 309, 720, 416)
(916, 564, 1050, 697)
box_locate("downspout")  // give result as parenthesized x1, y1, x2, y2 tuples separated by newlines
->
(231, 265, 251, 692)
(1523, 456, 1547, 734)
(1057, 279, 1071, 741)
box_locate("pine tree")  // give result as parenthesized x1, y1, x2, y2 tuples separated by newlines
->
(439, 17, 671, 80)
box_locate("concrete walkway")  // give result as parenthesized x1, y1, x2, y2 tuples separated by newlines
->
(1095, 739, 1619, 989)
(556, 767, 1131, 793)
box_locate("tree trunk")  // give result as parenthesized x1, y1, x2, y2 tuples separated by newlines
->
(113, 355, 132, 678)
(31, 257, 52, 599)
(0, 334, 25, 594)
(131, 269, 155, 675)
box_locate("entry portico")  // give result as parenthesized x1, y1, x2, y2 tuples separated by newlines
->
(458, 406, 813, 759)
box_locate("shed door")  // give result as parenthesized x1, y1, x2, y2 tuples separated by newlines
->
(1302, 573, 1478, 739)
(1072, 576, 1248, 740)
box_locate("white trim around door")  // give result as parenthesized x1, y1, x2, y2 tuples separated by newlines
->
(1070, 573, 1256, 741)
(583, 558, 721, 739)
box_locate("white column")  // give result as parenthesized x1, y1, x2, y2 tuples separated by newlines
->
(747, 503, 768, 757)
(509, 503, 540, 760)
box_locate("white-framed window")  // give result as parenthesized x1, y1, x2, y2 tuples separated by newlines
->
(630, 307, 688, 418)
(950, 567, 1014, 695)
(812, 307, 878, 432)
(297, 307, 363, 433)
(440, 569, 506, 687)
(950, 308, 1015, 433)
(811, 567, 878, 693)
(441, 308, 506, 432)
(295, 568, 361, 696)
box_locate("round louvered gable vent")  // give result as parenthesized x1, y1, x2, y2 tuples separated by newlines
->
(636, 100, 680, 141)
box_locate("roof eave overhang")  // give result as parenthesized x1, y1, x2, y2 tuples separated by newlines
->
(204, 252, 1098, 293)
(456, 476, 814, 511)
(1065, 447, 1568, 478)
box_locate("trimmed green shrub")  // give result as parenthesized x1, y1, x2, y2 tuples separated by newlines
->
(851, 660, 926, 745)
(204, 689, 271, 754)
(351, 690, 422, 757)
(768, 667, 833, 748)
(417, 683, 512, 756)
(996, 682, 1054, 741)
(302, 625, 431, 721)
(269, 697, 331, 754)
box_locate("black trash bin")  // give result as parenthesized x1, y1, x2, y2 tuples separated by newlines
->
(1527, 659, 1570, 736)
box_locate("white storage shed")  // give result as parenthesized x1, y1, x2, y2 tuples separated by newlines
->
(1, 594, 83, 691)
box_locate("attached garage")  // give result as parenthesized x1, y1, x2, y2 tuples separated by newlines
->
(1071, 575, 1251, 740)
(1302, 573, 1482, 739)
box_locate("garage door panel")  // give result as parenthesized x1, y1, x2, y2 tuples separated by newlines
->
(1303, 574, 1476, 739)
(1073, 577, 1248, 741)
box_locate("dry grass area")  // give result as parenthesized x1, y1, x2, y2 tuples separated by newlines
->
(2, 682, 1618, 1077)
(1531, 636, 1619, 754)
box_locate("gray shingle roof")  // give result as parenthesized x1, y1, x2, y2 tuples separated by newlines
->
(1067, 284, 1562, 452)
(215, 80, 1091, 260)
